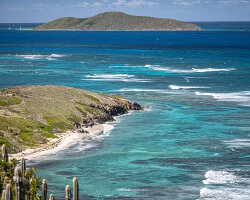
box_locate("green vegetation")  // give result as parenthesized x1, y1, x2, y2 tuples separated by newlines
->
(0, 148, 42, 199)
(35, 12, 202, 31)
(0, 85, 140, 153)
(0, 96, 22, 106)
(84, 94, 101, 104)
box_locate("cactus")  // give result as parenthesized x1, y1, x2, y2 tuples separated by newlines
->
(14, 167, 24, 200)
(5, 184, 12, 200)
(3, 177, 9, 190)
(1, 144, 8, 162)
(29, 178, 33, 200)
(49, 194, 54, 200)
(22, 177, 29, 200)
(42, 179, 47, 200)
(21, 158, 26, 177)
(1, 190, 6, 200)
(65, 185, 71, 200)
(72, 177, 79, 200)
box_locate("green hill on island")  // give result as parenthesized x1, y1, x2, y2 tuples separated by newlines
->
(0, 85, 142, 153)
(35, 12, 202, 31)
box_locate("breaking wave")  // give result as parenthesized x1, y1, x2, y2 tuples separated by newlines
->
(145, 65, 235, 73)
(195, 91, 250, 106)
(200, 170, 250, 200)
(203, 170, 242, 185)
(84, 74, 152, 83)
(16, 54, 66, 60)
(169, 85, 209, 90)
(223, 138, 250, 149)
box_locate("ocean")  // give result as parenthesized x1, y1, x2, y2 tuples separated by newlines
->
(0, 22, 250, 199)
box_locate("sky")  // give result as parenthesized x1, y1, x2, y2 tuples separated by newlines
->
(0, 0, 250, 23)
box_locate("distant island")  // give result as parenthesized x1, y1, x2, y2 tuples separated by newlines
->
(34, 12, 202, 31)
(0, 85, 142, 155)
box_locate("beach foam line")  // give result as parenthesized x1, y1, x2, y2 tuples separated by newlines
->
(195, 91, 250, 106)
(145, 65, 235, 73)
(84, 74, 152, 83)
(72, 112, 131, 153)
(169, 85, 209, 90)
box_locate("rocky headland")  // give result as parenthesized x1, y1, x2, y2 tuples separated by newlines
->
(0, 85, 142, 154)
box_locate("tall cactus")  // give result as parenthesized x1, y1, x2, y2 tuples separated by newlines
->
(1, 144, 8, 162)
(14, 167, 23, 200)
(65, 185, 71, 200)
(1, 190, 6, 200)
(3, 177, 9, 190)
(42, 179, 47, 200)
(21, 158, 26, 177)
(29, 177, 33, 200)
(49, 194, 54, 200)
(5, 183, 12, 200)
(72, 177, 79, 200)
(25, 187, 30, 200)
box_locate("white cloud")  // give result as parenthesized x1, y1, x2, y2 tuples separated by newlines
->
(172, 0, 201, 6)
(112, 0, 158, 7)
(72, 1, 103, 8)
(219, 0, 250, 5)
(173, 0, 201, 6)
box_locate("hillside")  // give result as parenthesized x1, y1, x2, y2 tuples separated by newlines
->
(35, 12, 202, 31)
(0, 85, 142, 153)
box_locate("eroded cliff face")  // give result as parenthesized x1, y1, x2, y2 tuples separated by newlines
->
(0, 85, 142, 152)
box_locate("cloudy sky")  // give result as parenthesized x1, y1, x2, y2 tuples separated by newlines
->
(0, 0, 250, 22)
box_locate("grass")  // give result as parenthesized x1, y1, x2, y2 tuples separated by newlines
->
(85, 94, 101, 104)
(0, 96, 22, 106)
(0, 85, 136, 152)
(0, 135, 11, 151)
(75, 106, 87, 117)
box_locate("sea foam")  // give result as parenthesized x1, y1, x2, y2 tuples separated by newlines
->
(223, 138, 250, 149)
(200, 187, 250, 200)
(145, 65, 235, 73)
(118, 88, 183, 95)
(203, 170, 241, 185)
(169, 85, 209, 90)
(84, 74, 152, 83)
(16, 54, 66, 60)
(200, 170, 250, 200)
(195, 91, 250, 106)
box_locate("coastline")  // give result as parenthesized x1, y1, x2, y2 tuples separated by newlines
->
(9, 124, 105, 161)
(8, 111, 133, 161)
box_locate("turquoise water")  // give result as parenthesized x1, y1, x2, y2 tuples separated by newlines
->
(0, 23, 250, 199)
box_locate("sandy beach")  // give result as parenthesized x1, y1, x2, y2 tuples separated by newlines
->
(9, 124, 105, 161)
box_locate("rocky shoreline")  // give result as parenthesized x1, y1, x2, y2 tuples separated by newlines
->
(75, 102, 142, 132)
(0, 85, 143, 153)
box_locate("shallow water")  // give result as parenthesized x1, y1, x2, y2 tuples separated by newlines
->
(0, 22, 250, 199)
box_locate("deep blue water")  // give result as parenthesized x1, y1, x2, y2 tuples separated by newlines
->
(0, 23, 250, 199)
